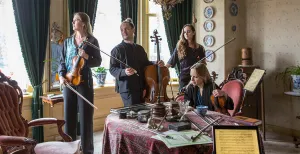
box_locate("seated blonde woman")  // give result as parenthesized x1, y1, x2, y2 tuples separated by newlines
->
(184, 63, 234, 113)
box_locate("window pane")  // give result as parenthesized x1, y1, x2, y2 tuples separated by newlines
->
(148, 1, 161, 14)
(0, 0, 30, 91)
(93, 0, 122, 84)
(148, 6, 178, 80)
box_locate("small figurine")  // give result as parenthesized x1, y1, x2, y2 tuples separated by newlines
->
(147, 116, 157, 129)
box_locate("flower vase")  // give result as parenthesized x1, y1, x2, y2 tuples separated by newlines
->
(95, 72, 107, 87)
(292, 75, 300, 93)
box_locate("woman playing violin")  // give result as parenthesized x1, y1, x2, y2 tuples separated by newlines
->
(184, 63, 234, 113)
(58, 12, 101, 154)
(166, 24, 206, 90)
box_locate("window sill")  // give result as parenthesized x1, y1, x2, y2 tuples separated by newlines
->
(23, 93, 33, 100)
(22, 82, 178, 100)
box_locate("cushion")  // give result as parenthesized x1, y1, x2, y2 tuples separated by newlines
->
(34, 140, 81, 154)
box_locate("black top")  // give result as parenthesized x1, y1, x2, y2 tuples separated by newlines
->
(168, 45, 205, 87)
(58, 35, 102, 86)
(109, 41, 153, 93)
(184, 81, 234, 111)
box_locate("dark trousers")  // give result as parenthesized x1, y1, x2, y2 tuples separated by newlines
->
(63, 82, 94, 154)
(120, 91, 143, 106)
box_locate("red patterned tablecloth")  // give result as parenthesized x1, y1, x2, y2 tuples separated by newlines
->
(102, 111, 240, 154)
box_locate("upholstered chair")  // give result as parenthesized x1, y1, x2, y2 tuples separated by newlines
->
(175, 93, 185, 103)
(0, 72, 80, 154)
(219, 68, 247, 117)
(221, 80, 245, 116)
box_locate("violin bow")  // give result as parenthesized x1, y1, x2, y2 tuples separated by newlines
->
(83, 40, 139, 76)
(192, 37, 236, 68)
(64, 82, 98, 109)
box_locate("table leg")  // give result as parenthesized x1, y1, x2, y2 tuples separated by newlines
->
(261, 82, 266, 141)
(295, 116, 300, 148)
(294, 137, 300, 148)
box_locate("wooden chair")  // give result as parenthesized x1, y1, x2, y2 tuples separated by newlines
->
(0, 72, 80, 154)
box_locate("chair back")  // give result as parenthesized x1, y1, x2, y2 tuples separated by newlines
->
(175, 93, 185, 103)
(221, 80, 244, 116)
(0, 72, 28, 137)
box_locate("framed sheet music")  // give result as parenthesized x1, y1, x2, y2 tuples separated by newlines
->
(244, 69, 266, 92)
(212, 125, 263, 154)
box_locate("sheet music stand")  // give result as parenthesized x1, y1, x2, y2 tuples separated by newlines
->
(242, 69, 266, 140)
(212, 125, 264, 154)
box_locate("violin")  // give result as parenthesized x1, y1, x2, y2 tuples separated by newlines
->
(144, 30, 170, 103)
(66, 43, 86, 86)
(210, 71, 229, 115)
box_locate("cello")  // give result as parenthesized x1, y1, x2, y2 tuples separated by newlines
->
(144, 30, 170, 104)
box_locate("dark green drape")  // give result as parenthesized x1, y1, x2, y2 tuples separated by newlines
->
(163, 0, 193, 76)
(12, 0, 50, 143)
(120, 0, 138, 43)
(68, 0, 99, 34)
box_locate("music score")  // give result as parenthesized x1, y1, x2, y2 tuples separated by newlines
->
(214, 129, 260, 154)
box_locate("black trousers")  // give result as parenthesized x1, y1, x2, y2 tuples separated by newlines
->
(120, 91, 143, 107)
(63, 81, 94, 154)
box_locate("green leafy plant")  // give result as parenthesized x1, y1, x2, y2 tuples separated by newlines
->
(92, 67, 107, 74)
(276, 66, 300, 78)
(275, 65, 300, 90)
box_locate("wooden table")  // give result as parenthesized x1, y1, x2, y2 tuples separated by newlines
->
(40, 96, 63, 107)
(284, 91, 300, 148)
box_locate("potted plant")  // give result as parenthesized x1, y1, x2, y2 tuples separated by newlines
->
(92, 67, 108, 87)
(276, 66, 300, 93)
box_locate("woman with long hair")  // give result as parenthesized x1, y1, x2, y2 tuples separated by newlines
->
(58, 12, 101, 154)
(184, 63, 233, 112)
(166, 24, 206, 90)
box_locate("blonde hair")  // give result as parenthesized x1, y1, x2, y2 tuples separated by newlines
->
(73, 12, 93, 36)
(191, 63, 211, 83)
(177, 24, 196, 60)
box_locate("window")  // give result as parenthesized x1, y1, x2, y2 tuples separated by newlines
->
(93, 0, 122, 84)
(0, 0, 30, 91)
(147, 1, 177, 80)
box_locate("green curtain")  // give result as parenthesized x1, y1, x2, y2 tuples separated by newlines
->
(120, 0, 138, 43)
(68, 0, 99, 34)
(12, 0, 51, 143)
(163, 0, 193, 76)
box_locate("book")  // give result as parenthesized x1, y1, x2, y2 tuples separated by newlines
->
(232, 116, 262, 126)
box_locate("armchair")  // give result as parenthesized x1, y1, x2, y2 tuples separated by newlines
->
(0, 72, 80, 154)
(220, 68, 247, 116)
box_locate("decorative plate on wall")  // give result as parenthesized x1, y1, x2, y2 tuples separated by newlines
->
(203, 20, 215, 32)
(205, 50, 215, 62)
(204, 0, 214, 3)
(203, 35, 215, 47)
(204, 6, 214, 19)
(232, 25, 237, 32)
(230, 2, 238, 16)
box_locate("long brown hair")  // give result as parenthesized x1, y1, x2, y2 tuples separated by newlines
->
(177, 24, 196, 60)
(73, 12, 93, 36)
(191, 63, 211, 83)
